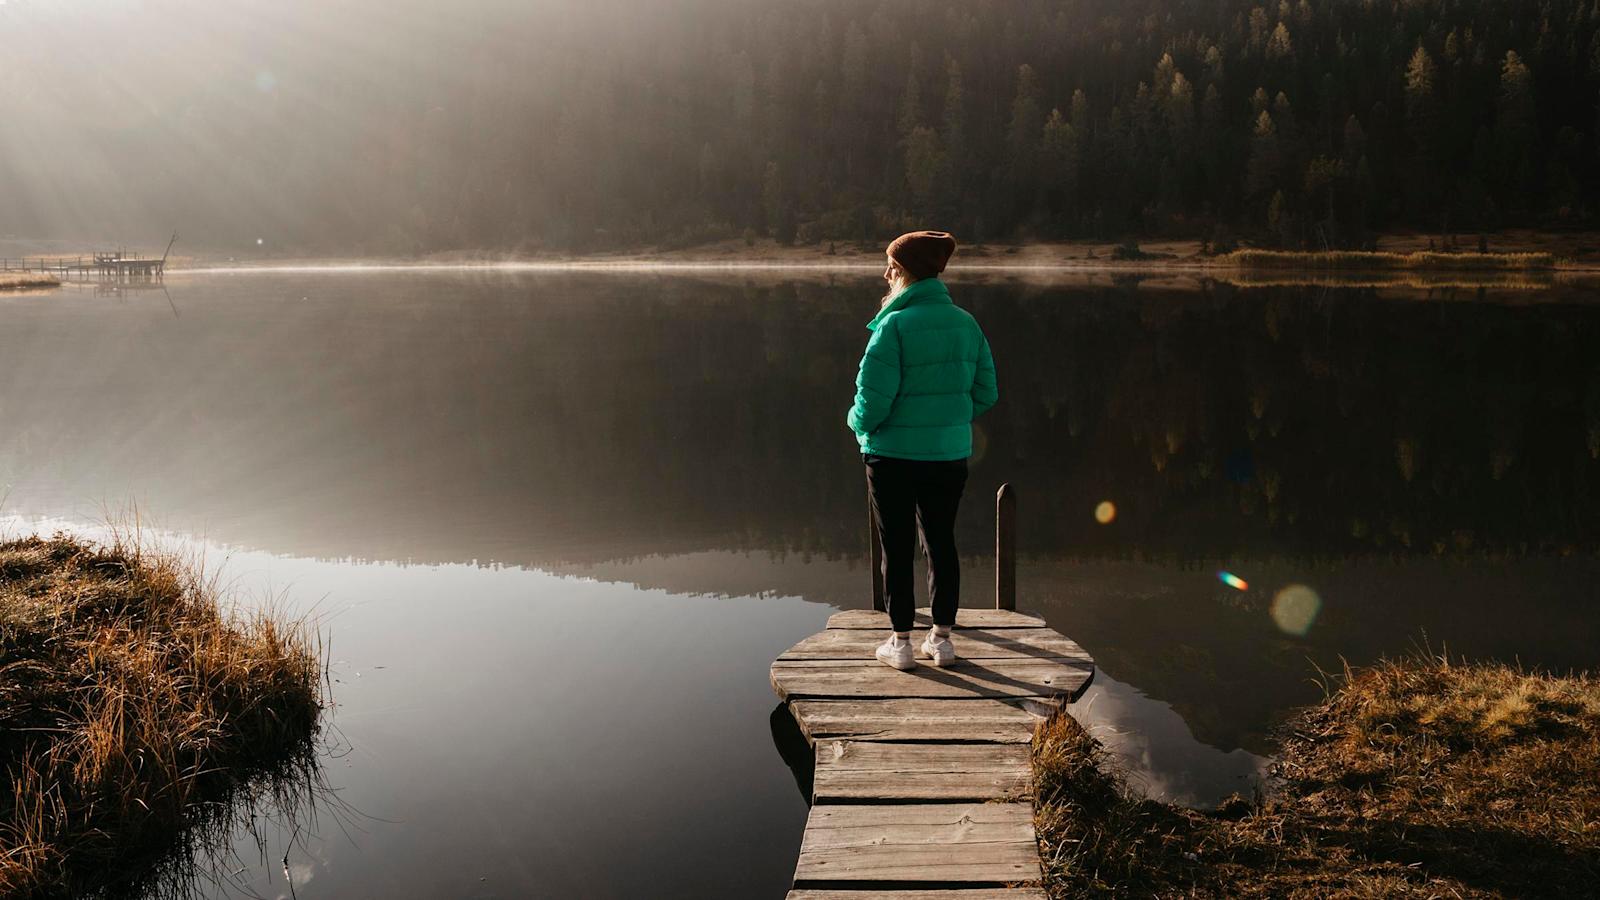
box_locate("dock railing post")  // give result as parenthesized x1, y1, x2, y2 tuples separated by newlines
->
(996, 483, 1016, 611)
(868, 486, 885, 611)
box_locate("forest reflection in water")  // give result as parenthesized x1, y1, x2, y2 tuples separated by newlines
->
(1, 270, 1597, 881)
(7, 270, 1599, 565)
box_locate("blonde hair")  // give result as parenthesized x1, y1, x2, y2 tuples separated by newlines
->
(881, 259, 916, 307)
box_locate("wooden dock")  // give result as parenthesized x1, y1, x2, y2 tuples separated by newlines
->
(0, 253, 166, 280)
(0, 235, 176, 282)
(771, 486, 1095, 897)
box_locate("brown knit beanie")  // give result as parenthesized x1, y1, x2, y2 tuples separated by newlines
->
(887, 230, 957, 280)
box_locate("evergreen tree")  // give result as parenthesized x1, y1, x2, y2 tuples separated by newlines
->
(1497, 50, 1538, 202)
(1267, 23, 1295, 62)
(1405, 46, 1438, 147)
(1007, 64, 1045, 162)
(940, 57, 967, 213)
(1247, 111, 1282, 204)
(897, 44, 923, 137)
(903, 126, 945, 218)
(1167, 71, 1197, 156)
(763, 161, 794, 243)
(1404, 45, 1439, 214)
(1039, 108, 1079, 225)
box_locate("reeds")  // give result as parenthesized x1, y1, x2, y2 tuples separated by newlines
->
(1216, 249, 1557, 271)
(0, 534, 323, 897)
(0, 274, 60, 290)
(1032, 655, 1600, 897)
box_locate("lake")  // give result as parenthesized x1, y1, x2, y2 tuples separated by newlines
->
(2, 269, 1597, 898)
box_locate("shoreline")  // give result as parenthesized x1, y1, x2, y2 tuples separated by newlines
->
(153, 253, 1600, 295)
(1033, 655, 1600, 897)
(13, 232, 1600, 293)
(156, 230, 1600, 278)
(0, 272, 60, 291)
(0, 534, 323, 896)
(13, 229, 1600, 273)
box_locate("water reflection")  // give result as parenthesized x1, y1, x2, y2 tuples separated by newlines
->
(6, 272, 1599, 565)
(2, 271, 1598, 892)
(76, 720, 338, 900)
(0, 521, 824, 899)
(1071, 672, 1269, 808)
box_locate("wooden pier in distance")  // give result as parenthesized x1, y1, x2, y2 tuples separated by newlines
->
(771, 485, 1096, 897)
(1, 234, 176, 282)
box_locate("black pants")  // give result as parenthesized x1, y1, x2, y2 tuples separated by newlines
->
(864, 454, 968, 633)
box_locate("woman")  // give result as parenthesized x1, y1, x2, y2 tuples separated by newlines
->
(847, 230, 997, 670)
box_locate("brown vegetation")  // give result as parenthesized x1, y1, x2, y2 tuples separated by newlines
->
(0, 534, 322, 897)
(1213, 271, 1564, 292)
(1217, 249, 1557, 272)
(0, 273, 59, 291)
(1033, 656, 1600, 897)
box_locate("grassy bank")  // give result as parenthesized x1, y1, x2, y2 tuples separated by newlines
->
(1216, 249, 1557, 271)
(0, 273, 60, 291)
(0, 534, 322, 897)
(1034, 656, 1600, 897)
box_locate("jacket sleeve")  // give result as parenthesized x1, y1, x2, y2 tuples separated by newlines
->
(971, 334, 998, 418)
(847, 319, 902, 435)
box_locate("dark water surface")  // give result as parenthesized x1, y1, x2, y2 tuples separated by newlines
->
(2, 270, 1598, 898)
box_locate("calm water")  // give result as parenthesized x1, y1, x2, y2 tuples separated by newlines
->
(2, 270, 1598, 898)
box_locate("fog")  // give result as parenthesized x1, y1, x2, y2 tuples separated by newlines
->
(5, 0, 1595, 256)
(0, 0, 696, 253)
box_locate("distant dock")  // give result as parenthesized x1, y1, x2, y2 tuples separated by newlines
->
(1, 252, 165, 280)
(1, 235, 176, 282)
(771, 485, 1095, 896)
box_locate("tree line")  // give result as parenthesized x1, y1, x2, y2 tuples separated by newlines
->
(3, 0, 1597, 253)
(683, 0, 1600, 251)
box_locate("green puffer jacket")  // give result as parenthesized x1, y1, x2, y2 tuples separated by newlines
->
(847, 277, 998, 460)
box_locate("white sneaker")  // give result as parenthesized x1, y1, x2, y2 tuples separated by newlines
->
(875, 635, 916, 671)
(918, 631, 956, 667)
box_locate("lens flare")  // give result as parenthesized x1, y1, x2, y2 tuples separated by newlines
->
(1094, 501, 1116, 524)
(1271, 584, 1322, 635)
(1218, 571, 1249, 591)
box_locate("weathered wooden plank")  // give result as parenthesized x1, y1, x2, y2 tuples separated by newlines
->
(813, 740, 1032, 801)
(826, 608, 1047, 630)
(781, 627, 1090, 662)
(789, 698, 1046, 744)
(775, 614, 1093, 893)
(771, 658, 1094, 701)
(795, 803, 1040, 884)
(772, 657, 1087, 671)
(790, 883, 1049, 890)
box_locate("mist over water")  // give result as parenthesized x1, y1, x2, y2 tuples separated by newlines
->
(2, 271, 1597, 894)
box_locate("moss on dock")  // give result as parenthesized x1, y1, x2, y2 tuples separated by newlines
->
(1033, 655, 1600, 897)
(0, 534, 322, 897)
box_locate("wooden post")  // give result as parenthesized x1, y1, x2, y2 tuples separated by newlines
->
(868, 486, 885, 611)
(996, 483, 1016, 611)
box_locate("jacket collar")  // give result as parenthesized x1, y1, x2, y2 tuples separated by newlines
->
(867, 277, 950, 331)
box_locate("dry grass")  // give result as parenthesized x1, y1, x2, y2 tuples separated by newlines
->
(1212, 271, 1564, 292)
(0, 534, 323, 898)
(0, 273, 60, 290)
(1216, 249, 1557, 271)
(1033, 656, 1600, 898)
